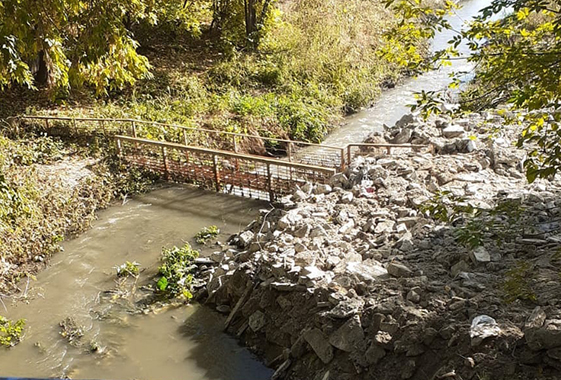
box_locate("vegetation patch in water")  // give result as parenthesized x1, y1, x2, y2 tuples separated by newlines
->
(157, 244, 199, 300)
(0, 316, 25, 347)
(194, 225, 220, 244)
(59, 317, 84, 346)
(115, 261, 141, 278)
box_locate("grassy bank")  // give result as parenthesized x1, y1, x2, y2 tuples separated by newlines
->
(2, 0, 420, 144)
(0, 130, 157, 294)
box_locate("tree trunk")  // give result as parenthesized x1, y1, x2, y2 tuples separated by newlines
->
(33, 50, 49, 87)
(244, 0, 257, 37)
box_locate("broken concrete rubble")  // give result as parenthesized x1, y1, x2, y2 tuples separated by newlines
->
(195, 109, 561, 380)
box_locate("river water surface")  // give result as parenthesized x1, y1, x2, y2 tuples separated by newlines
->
(0, 186, 272, 380)
(324, 0, 491, 147)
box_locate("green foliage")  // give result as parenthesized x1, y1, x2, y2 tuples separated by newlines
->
(502, 261, 538, 303)
(422, 191, 525, 249)
(109, 161, 160, 199)
(0, 0, 161, 93)
(380, 0, 457, 73)
(455, 220, 486, 250)
(419, 190, 475, 223)
(0, 131, 158, 292)
(2, 136, 64, 166)
(397, 0, 561, 182)
(0, 316, 25, 347)
(213, 0, 274, 49)
(410, 90, 451, 120)
(0, 171, 31, 227)
(517, 110, 561, 183)
(195, 225, 219, 244)
(455, 199, 524, 249)
(17, 0, 429, 144)
(460, 1, 561, 182)
(143, 1, 212, 38)
(115, 261, 141, 277)
(157, 243, 199, 299)
(459, 1, 561, 112)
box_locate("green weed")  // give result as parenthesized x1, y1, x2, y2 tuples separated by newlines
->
(419, 191, 475, 223)
(157, 244, 199, 300)
(195, 225, 220, 244)
(0, 316, 25, 347)
(115, 261, 141, 277)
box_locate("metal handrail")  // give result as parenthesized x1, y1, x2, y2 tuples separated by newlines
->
(115, 135, 336, 175)
(20, 115, 430, 173)
(21, 115, 342, 149)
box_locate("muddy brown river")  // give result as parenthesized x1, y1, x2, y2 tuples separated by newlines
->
(0, 186, 272, 380)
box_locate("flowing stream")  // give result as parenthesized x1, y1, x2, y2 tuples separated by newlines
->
(324, 0, 491, 147)
(0, 186, 272, 380)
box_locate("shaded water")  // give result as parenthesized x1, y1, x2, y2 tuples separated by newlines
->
(325, 0, 491, 147)
(0, 186, 272, 380)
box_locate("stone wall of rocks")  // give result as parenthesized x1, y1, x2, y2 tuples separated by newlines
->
(194, 110, 561, 380)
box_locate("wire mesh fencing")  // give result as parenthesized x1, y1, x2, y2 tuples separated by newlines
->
(116, 136, 336, 202)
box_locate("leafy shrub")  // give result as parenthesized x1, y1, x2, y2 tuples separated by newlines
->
(0, 133, 158, 292)
(455, 220, 486, 250)
(419, 190, 475, 223)
(17, 0, 429, 147)
(343, 80, 380, 112)
(231, 93, 274, 117)
(253, 62, 284, 86)
(0, 316, 25, 347)
(276, 96, 329, 142)
(195, 225, 220, 244)
(454, 199, 524, 249)
(110, 162, 160, 199)
(157, 243, 199, 299)
(0, 172, 31, 226)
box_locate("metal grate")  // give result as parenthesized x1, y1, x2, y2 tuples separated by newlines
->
(116, 136, 336, 202)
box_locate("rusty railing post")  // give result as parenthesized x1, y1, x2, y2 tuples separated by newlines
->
(347, 145, 352, 166)
(116, 137, 122, 156)
(183, 129, 188, 145)
(287, 143, 292, 162)
(162, 146, 169, 177)
(267, 163, 274, 202)
(213, 154, 220, 192)
(386, 146, 391, 155)
(44, 118, 49, 130)
(340, 148, 346, 172)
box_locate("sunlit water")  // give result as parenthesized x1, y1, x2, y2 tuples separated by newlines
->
(324, 0, 492, 147)
(0, 186, 272, 380)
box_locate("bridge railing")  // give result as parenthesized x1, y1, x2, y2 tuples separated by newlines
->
(115, 136, 336, 202)
(346, 143, 431, 164)
(20, 116, 431, 178)
(21, 115, 346, 171)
